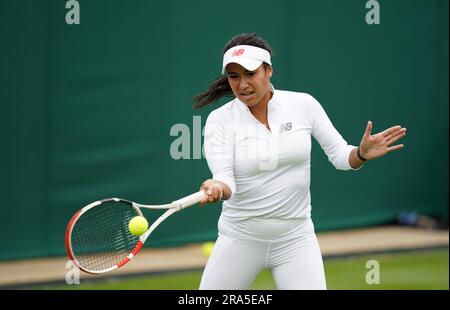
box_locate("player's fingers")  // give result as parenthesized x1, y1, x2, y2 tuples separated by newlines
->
(205, 187, 212, 196)
(364, 120, 372, 137)
(204, 187, 212, 202)
(200, 180, 223, 204)
(387, 130, 406, 145)
(212, 183, 222, 201)
(381, 125, 402, 137)
(387, 144, 404, 152)
(385, 127, 406, 142)
(211, 188, 218, 201)
(203, 184, 215, 202)
(199, 182, 213, 206)
(201, 179, 212, 188)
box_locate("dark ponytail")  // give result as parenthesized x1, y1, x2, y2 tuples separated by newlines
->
(193, 33, 273, 109)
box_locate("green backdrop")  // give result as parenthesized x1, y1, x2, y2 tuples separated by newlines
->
(0, 0, 448, 260)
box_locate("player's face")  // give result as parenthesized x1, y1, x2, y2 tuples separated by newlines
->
(226, 63, 273, 108)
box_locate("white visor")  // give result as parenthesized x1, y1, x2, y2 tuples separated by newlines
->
(222, 45, 271, 74)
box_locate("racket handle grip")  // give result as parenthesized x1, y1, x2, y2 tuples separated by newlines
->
(172, 190, 207, 210)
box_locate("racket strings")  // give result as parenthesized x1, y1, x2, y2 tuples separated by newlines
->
(70, 201, 140, 272)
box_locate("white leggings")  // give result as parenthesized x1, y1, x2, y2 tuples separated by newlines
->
(199, 215, 326, 290)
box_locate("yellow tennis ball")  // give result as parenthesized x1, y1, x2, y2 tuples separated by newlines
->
(128, 216, 148, 236)
(201, 242, 215, 258)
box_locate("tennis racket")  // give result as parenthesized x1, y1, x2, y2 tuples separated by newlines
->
(65, 190, 206, 274)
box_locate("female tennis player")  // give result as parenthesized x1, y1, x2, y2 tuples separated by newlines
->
(194, 33, 407, 289)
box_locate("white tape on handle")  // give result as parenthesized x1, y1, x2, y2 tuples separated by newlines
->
(172, 190, 207, 210)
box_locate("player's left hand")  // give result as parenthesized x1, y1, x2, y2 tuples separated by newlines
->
(359, 121, 407, 160)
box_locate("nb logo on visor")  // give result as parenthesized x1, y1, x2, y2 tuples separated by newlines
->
(232, 49, 245, 57)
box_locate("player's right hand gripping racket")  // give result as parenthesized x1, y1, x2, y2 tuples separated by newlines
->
(65, 190, 207, 274)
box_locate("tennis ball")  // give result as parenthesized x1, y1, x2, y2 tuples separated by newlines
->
(128, 216, 148, 236)
(201, 241, 215, 258)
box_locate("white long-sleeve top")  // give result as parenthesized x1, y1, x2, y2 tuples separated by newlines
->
(204, 86, 358, 220)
